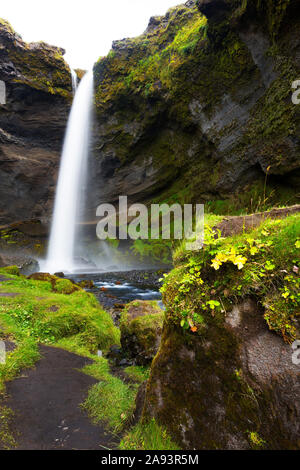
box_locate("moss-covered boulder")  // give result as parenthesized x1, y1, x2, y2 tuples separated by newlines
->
(120, 300, 164, 365)
(28, 273, 80, 295)
(141, 211, 300, 449)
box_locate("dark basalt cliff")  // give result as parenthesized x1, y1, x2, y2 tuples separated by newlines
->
(90, 0, 300, 216)
(0, 19, 72, 225)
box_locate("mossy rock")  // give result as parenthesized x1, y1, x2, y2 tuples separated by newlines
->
(91, 0, 300, 212)
(0, 17, 72, 99)
(142, 213, 300, 449)
(27, 272, 55, 282)
(27, 273, 80, 295)
(53, 278, 80, 295)
(78, 280, 95, 289)
(74, 68, 86, 80)
(120, 300, 164, 365)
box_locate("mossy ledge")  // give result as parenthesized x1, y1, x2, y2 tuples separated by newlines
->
(0, 18, 72, 99)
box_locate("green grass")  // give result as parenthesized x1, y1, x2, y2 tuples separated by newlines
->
(0, 268, 127, 447)
(0, 405, 17, 449)
(124, 365, 150, 384)
(0, 270, 119, 351)
(0, 268, 120, 393)
(81, 360, 137, 433)
(0, 339, 40, 393)
(120, 418, 180, 450)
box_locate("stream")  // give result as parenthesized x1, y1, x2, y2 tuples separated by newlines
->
(66, 269, 164, 310)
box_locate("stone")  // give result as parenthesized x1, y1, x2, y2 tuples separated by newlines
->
(120, 300, 164, 366)
(142, 299, 300, 449)
(0, 19, 71, 226)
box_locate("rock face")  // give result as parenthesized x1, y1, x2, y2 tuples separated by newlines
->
(0, 19, 72, 225)
(90, 0, 300, 216)
(143, 301, 300, 450)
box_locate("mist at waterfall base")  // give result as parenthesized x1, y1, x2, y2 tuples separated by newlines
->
(40, 70, 169, 276)
(41, 71, 95, 274)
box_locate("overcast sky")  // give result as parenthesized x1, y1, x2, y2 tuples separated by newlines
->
(1, 0, 182, 69)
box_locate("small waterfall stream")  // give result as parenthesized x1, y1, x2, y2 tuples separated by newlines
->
(43, 71, 94, 273)
(71, 69, 78, 94)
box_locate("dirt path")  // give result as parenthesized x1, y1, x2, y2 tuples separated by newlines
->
(3, 345, 118, 450)
(216, 204, 300, 237)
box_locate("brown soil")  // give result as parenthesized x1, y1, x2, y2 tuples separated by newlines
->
(0, 293, 19, 297)
(216, 205, 300, 238)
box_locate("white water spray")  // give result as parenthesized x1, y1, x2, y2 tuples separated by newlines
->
(43, 71, 94, 273)
(71, 69, 78, 94)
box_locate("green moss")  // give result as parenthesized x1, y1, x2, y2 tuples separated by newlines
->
(52, 278, 78, 295)
(248, 431, 267, 449)
(0, 18, 15, 34)
(120, 301, 164, 365)
(1, 18, 72, 99)
(0, 338, 40, 394)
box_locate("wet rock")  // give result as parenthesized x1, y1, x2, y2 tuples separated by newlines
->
(19, 258, 40, 276)
(119, 358, 133, 367)
(196, 0, 230, 22)
(78, 279, 94, 289)
(142, 298, 300, 450)
(54, 272, 65, 278)
(107, 344, 123, 360)
(0, 19, 71, 225)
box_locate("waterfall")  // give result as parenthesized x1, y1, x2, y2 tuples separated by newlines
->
(71, 69, 78, 94)
(43, 71, 94, 273)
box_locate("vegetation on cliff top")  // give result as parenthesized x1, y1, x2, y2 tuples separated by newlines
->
(0, 17, 72, 99)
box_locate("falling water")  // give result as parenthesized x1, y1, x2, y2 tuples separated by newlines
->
(71, 69, 78, 94)
(43, 71, 94, 273)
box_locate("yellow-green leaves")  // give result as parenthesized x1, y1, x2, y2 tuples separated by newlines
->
(211, 247, 247, 271)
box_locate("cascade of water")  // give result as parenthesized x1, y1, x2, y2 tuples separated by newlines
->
(43, 71, 94, 273)
(71, 69, 78, 94)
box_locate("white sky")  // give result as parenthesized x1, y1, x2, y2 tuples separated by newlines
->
(1, 0, 182, 69)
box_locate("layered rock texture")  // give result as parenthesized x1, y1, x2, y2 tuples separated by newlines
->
(91, 0, 300, 215)
(0, 19, 72, 225)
